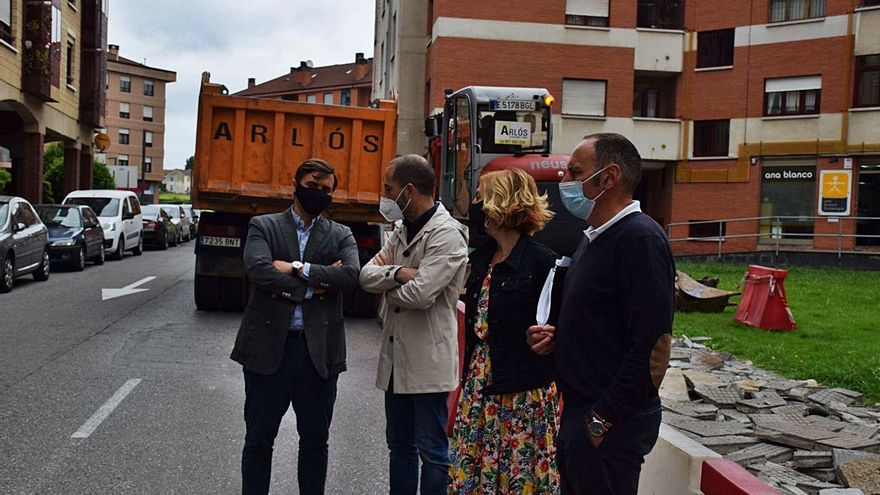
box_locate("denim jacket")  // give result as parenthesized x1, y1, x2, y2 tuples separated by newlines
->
(463, 235, 557, 395)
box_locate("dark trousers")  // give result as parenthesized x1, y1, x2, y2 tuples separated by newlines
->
(556, 405, 661, 495)
(241, 333, 338, 495)
(384, 377, 450, 495)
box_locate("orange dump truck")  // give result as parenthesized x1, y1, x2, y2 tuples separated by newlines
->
(191, 73, 396, 312)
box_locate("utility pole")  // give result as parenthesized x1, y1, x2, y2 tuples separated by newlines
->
(140, 128, 147, 203)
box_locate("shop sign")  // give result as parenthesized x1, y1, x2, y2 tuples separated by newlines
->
(818, 170, 852, 216)
(762, 166, 815, 182)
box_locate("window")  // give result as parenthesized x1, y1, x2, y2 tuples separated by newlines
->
(122, 197, 132, 217)
(281, 94, 298, 101)
(120, 76, 131, 93)
(697, 29, 735, 68)
(119, 129, 130, 145)
(637, 0, 684, 30)
(689, 221, 727, 239)
(765, 76, 821, 116)
(769, 0, 824, 23)
(143, 105, 153, 121)
(862, 0, 880, 6)
(340, 89, 352, 106)
(0, 0, 12, 44)
(562, 79, 607, 117)
(117, 154, 129, 166)
(119, 102, 130, 119)
(323, 92, 333, 104)
(143, 80, 154, 97)
(565, 0, 610, 27)
(66, 40, 75, 86)
(144, 156, 152, 174)
(760, 161, 816, 242)
(306, 94, 317, 103)
(855, 55, 880, 108)
(633, 74, 677, 118)
(144, 131, 153, 147)
(693, 120, 730, 157)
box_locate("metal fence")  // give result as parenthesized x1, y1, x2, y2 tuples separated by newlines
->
(665, 216, 880, 259)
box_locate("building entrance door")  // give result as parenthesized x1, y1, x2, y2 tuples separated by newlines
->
(857, 161, 880, 247)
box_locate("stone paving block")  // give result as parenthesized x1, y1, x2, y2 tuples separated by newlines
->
(806, 416, 850, 432)
(749, 462, 842, 492)
(837, 457, 880, 495)
(697, 435, 761, 455)
(726, 442, 794, 465)
(720, 408, 753, 424)
(830, 388, 865, 400)
(810, 389, 857, 408)
(840, 424, 880, 439)
(662, 399, 718, 419)
(692, 349, 725, 370)
(772, 404, 811, 423)
(801, 468, 839, 483)
(683, 370, 728, 390)
(752, 414, 792, 430)
(764, 379, 806, 391)
(818, 489, 866, 495)
(738, 391, 789, 413)
(669, 418, 753, 437)
(817, 435, 880, 453)
(696, 386, 741, 407)
(793, 450, 834, 469)
(788, 387, 813, 400)
(659, 367, 691, 402)
(756, 424, 839, 450)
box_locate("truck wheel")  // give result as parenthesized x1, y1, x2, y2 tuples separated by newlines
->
(195, 273, 223, 310)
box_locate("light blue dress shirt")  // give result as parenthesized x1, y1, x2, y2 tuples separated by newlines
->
(290, 208, 314, 331)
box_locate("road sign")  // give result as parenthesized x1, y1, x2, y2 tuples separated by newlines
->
(818, 170, 852, 216)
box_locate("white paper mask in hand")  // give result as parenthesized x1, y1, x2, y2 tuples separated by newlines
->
(536, 256, 572, 326)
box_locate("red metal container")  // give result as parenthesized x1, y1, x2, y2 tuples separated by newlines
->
(734, 265, 796, 331)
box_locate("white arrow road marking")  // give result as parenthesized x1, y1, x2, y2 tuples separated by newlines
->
(71, 379, 142, 439)
(101, 276, 157, 301)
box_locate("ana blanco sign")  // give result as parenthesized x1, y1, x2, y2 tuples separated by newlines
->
(494, 122, 530, 146)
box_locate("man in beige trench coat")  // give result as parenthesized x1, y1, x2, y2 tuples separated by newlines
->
(360, 154, 468, 495)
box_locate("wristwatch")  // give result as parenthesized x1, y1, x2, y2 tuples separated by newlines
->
(588, 411, 613, 438)
(291, 261, 304, 275)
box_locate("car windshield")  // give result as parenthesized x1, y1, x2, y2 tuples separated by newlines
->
(36, 206, 82, 228)
(66, 197, 120, 217)
(0, 201, 8, 226)
(477, 105, 551, 154)
(161, 206, 179, 218)
(141, 205, 161, 220)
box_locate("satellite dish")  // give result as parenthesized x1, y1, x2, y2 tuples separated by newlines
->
(306, 60, 314, 68)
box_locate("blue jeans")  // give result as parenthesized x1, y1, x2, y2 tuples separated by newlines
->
(384, 377, 450, 495)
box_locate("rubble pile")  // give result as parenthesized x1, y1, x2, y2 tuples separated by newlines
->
(662, 337, 880, 495)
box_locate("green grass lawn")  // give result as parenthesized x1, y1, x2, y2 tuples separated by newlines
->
(674, 262, 880, 405)
(158, 192, 190, 203)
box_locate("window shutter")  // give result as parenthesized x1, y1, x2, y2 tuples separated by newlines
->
(565, 0, 609, 17)
(143, 106, 153, 119)
(1, 1, 11, 25)
(765, 75, 821, 93)
(563, 79, 607, 116)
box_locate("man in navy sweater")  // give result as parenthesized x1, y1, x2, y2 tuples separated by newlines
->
(527, 133, 675, 495)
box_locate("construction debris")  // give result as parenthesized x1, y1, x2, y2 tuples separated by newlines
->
(661, 337, 880, 493)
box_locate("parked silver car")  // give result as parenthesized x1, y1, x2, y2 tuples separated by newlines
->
(0, 196, 50, 293)
(160, 205, 192, 244)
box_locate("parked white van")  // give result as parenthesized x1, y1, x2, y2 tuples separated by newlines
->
(63, 190, 144, 260)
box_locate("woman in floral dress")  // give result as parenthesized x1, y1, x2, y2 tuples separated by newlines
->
(449, 168, 560, 494)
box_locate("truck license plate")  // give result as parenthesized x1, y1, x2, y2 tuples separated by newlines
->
(200, 236, 241, 248)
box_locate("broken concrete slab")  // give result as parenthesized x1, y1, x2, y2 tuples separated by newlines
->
(695, 386, 741, 407)
(696, 435, 761, 455)
(836, 456, 880, 495)
(749, 462, 842, 493)
(818, 489, 866, 495)
(659, 367, 691, 402)
(662, 399, 718, 419)
(683, 370, 728, 390)
(793, 450, 834, 469)
(833, 449, 880, 468)
(666, 417, 753, 437)
(738, 390, 789, 413)
(830, 388, 865, 401)
(810, 389, 858, 408)
(840, 424, 880, 439)
(726, 442, 794, 466)
(719, 408, 753, 424)
(816, 435, 880, 453)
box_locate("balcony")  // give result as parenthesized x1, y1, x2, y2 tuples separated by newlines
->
(855, 5, 880, 57)
(21, 1, 54, 101)
(635, 30, 684, 72)
(638, 0, 684, 30)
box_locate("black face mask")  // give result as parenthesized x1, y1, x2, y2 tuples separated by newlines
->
(295, 186, 332, 216)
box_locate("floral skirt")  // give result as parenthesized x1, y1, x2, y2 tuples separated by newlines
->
(448, 341, 560, 494)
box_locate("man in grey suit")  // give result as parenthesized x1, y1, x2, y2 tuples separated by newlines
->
(231, 158, 360, 495)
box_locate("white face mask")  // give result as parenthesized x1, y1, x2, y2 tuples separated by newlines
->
(379, 186, 411, 222)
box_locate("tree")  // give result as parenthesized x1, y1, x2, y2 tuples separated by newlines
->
(185, 155, 194, 171)
(0, 169, 11, 194)
(42, 143, 65, 203)
(93, 161, 116, 190)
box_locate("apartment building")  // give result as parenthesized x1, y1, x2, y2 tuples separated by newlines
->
(104, 44, 175, 204)
(375, 0, 880, 254)
(0, 0, 108, 202)
(234, 53, 373, 108)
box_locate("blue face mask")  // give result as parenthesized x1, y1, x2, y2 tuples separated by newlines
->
(558, 167, 607, 219)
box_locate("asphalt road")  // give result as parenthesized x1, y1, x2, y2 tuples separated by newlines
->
(0, 242, 389, 494)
